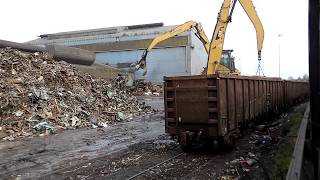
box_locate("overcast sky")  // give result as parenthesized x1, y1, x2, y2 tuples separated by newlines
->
(0, 0, 308, 79)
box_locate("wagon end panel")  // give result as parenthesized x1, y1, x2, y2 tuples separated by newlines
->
(164, 80, 176, 135)
(175, 79, 209, 124)
(164, 75, 220, 142)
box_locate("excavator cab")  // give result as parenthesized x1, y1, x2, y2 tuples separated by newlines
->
(202, 50, 239, 76)
(221, 50, 236, 72)
(216, 49, 240, 75)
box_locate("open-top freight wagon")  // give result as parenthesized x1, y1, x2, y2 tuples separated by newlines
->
(164, 75, 309, 147)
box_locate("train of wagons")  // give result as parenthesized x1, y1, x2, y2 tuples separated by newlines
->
(164, 75, 309, 147)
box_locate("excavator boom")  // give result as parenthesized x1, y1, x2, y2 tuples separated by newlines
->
(133, 21, 209, 74)
(207, 0, 233, 75)
(147, 21, 210, 53)
(239, 0, 264, 59)
(207, 0, 264, 75)
(133, 20, 239, 75)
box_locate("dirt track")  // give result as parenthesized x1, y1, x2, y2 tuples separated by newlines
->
(40, 128, 258, 180)
(0, 112, 164, 179)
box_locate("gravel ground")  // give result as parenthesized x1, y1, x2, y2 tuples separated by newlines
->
(40, 133, 254, 180)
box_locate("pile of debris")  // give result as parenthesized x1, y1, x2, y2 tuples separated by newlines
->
(0, 48, 151, 140)
(130, 81, 163, 96)
(221, 152, 259, 179)
(219, 117, 288, 179)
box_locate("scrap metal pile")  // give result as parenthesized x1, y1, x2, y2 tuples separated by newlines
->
(129, 81, 163, 96)
(0, 48, 151, 140)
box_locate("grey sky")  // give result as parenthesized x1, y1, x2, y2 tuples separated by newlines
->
(0, 0, 308, 78)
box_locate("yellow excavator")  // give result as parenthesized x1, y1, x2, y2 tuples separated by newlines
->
(134, 0, 264, 76)
(133, 20, 240, 75)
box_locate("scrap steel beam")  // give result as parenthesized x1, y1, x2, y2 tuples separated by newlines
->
(0, 39, 46, 53)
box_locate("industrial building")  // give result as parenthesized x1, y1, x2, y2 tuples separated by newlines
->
(27, 23, 208, 84)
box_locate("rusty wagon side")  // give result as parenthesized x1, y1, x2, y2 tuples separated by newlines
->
(164, 75, 309, 146)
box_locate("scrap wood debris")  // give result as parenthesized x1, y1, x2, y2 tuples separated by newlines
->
(0, 48, 152, 140)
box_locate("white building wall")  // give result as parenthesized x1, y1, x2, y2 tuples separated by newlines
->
(190, 31, 208, 75)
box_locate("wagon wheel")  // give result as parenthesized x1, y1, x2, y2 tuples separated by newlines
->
(224, 134, 237, 151)
(229, 136, 236, 149)
(178, 136, 192, 152)
(181, 144, 192, 152)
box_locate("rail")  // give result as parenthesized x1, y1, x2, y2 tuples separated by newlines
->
(126, 152, 184, 180)
(286, 104, 310, 180)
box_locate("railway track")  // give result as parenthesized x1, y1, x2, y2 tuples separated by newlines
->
(126, 152, 185, 180)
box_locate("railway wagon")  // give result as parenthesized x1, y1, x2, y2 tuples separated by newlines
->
(284, 80, 310, 107)
(164, 75, 309, 146)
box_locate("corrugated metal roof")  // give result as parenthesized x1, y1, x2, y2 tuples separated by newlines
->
(39, 23, 164, 40)
(26, 23, 182, 47)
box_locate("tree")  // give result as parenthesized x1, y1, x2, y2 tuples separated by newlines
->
(302, 74, 309, 81)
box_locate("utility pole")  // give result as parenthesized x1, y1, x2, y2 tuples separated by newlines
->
(278, 34, 282, 78)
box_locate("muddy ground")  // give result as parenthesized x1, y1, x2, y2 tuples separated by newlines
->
(0, 96, 307, 180)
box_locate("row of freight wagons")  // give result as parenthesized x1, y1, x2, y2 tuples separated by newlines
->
(164, 75, 309, 146)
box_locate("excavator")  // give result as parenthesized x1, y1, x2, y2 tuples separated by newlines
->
(133, 20, 240, 75)
(134, 0, 264, 76)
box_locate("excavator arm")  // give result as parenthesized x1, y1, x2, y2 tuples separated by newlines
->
(207, 0, 233, 75)
(207, 0, 264, 75)
(133, 21, 210, 75)
(239, 0, 264, 60)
